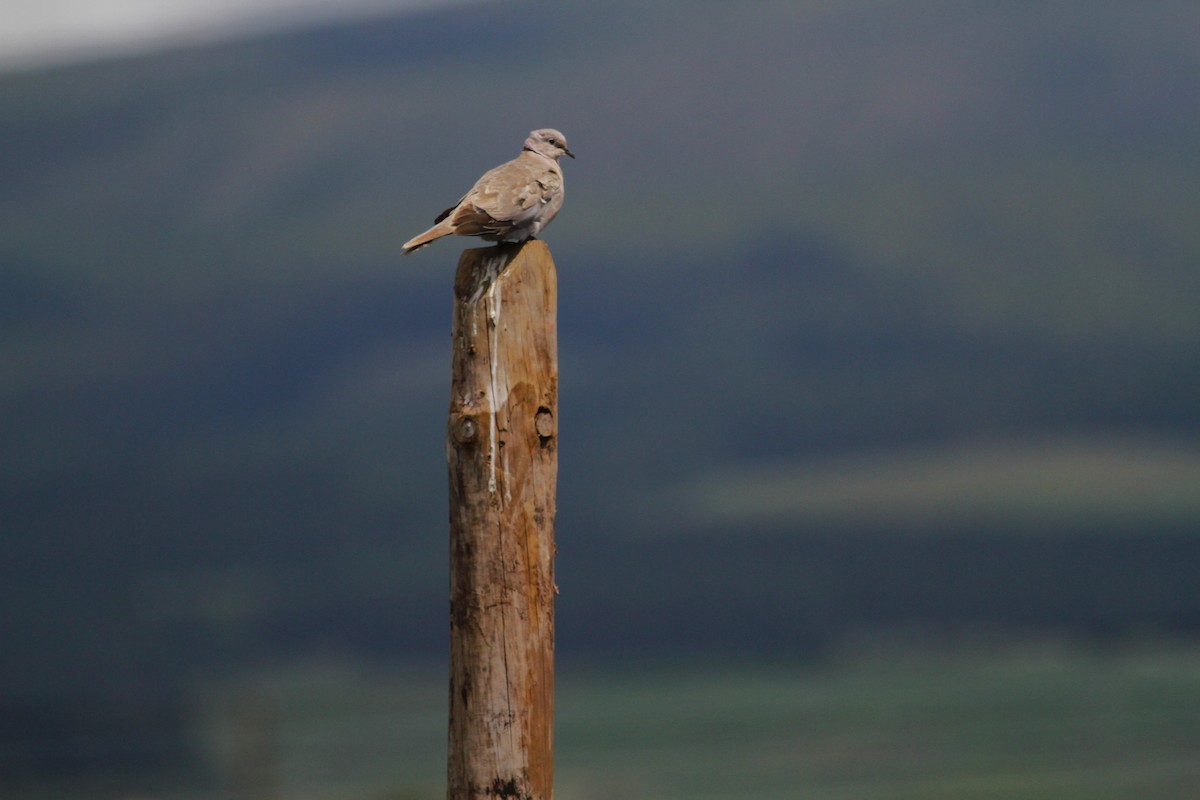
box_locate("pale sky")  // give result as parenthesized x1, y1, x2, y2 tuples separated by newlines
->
(0, 0, 459, 71)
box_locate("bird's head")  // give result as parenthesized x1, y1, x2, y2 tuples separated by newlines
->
(524, 128, 575, 161)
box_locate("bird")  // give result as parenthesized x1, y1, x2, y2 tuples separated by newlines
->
(402, 128, 574, 255)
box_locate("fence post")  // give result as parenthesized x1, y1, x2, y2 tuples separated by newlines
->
(446, 241, 557, 800)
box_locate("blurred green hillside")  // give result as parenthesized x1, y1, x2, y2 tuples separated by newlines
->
(1, 0, 1199, 765)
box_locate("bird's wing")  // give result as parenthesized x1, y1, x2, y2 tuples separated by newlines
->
(456, 155, 561, 229)
(433, 199, 463, 224)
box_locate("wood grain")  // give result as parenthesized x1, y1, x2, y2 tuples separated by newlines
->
(446, 241, 557, 800)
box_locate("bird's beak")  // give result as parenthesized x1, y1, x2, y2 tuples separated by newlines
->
(565, 148, 576, 159)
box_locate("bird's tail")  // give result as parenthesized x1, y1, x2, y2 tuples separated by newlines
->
(402, 221, 454, 255)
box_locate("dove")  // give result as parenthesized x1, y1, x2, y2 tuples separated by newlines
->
(402, 128, 574, 255)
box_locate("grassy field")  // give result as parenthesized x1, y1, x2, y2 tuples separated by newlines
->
(555, 645, 1200, 800)
(177, 642, 1200, 800)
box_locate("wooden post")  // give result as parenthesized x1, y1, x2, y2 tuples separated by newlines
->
(446, 241, 557, 800)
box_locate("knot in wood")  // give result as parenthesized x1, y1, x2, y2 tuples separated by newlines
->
(453, 415, 479, 445)
(535, 407, 555, 443)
